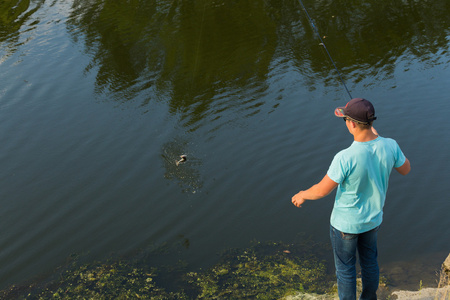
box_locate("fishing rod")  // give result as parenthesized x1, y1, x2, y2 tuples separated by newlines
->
(297, 0, 353, 100)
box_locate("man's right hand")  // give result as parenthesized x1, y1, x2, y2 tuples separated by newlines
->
(292, 191, 306, 208)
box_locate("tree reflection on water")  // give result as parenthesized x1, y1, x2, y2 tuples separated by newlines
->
(66, 0, 450, 122)
(0, 0, 45, 60)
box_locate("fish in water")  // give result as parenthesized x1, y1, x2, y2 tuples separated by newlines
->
(176, 155, 187, 166)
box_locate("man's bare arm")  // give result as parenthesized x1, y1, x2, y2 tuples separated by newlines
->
(395, 158, 411, 175)
(292, 175, 338, 208)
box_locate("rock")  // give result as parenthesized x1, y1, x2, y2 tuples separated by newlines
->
(443, 253, 450, 274)
(392, 286, 450, 300)
(284, 293, 337, 299)
(392, 253, 450, 299)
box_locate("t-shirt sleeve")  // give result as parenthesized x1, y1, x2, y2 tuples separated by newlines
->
(393, 140, 406, 168)
(327, 152, 345, 184)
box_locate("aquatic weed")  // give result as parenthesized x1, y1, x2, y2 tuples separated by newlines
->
(33, 261, 188, 299)
(185, 241, 334, 299)
(1, 241, 335, 299)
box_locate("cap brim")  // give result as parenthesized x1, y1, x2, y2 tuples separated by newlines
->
(334, 107, 345, 117)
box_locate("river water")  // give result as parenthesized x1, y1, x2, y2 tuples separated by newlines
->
(0, 0, 449, 292)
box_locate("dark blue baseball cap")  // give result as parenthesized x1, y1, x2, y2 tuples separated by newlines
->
(335, 98, 377, 125)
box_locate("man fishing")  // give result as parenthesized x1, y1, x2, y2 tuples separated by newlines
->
(292, 98, 411, 300)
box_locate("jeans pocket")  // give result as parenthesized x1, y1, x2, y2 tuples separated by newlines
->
(331, 225, 358, 241)
(340, 231, 358, 240)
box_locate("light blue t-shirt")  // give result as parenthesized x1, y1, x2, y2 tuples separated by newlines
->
(327, 136, 406, 234)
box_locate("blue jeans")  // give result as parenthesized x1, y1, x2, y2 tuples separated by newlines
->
(330, 225, 380, 300)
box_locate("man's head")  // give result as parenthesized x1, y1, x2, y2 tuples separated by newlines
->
(334, 98, 376, 128)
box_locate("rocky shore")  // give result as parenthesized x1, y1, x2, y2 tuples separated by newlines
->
(286, 253, 450, 300)
(392, 254, 450, 300)
(392, 254, 449, 300)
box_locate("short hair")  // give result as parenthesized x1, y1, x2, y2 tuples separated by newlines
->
(355, 121, 373, 130)
(346, 115, 374, 129)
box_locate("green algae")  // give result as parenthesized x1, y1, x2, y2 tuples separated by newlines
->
(34, 261, 188, 299)
(1, 241, 334, 299)
(185, 241, 334, 299)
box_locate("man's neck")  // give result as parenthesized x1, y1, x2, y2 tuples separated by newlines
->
(353, 128, 378, 142)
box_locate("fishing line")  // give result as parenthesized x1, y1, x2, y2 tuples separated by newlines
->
(297, 0, 353, 99)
